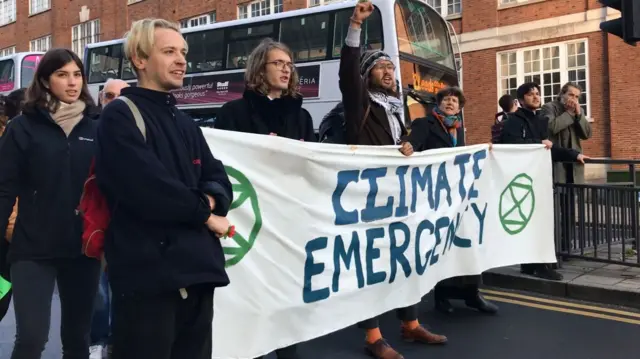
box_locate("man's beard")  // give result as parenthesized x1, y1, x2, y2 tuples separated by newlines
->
(369, 80, 397, 97)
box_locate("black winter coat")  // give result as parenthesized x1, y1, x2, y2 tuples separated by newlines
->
(96, 87, 232, 295)
(0, 107, 98, 262)
(500, 107, 580, 163)
(215, 89, 316, 142)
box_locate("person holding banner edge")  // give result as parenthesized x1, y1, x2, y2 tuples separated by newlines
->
(215, 38, 315, 359)
(339, 2, 447, 359)
(409, 87, 500, 315)
(499, 82, 589, 280)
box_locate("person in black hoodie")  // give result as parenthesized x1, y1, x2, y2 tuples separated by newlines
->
(0, 48, 101, 359)
(214, 38, 311, 359)
(95, 19, 232, 359)
(215, 38, 315, 142)
(500, 82, 588, 281)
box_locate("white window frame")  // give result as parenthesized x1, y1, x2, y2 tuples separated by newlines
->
(72, 19, 100, 56)
(0, 0, 16, 27)
(426, 0, 462, 18)
(237, 0, 284, 20)
(496, 38, 591, 119)
(0, 46, 14, 57)
(180, 12, 216, 29)
(29, 35, 51, 52)
(29, 0, 50, 15)
(308, 0, 340, 7)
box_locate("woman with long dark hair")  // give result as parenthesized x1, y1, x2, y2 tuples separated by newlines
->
(0, 48, 101, 359)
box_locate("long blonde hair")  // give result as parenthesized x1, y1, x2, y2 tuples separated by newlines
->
(244, 38, 300, 97)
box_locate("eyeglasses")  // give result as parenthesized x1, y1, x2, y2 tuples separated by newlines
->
(103, 92, 117, 100)
(266, 60, 295, 71)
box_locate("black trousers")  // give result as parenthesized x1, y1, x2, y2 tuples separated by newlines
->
(10, 257, 101, 359)
(357, 304, 418, 330)
(434, 275, 481, 300)
(111, 283, 214, 359)
(559, 191, 575, 254)
(253, 344, 298, 359)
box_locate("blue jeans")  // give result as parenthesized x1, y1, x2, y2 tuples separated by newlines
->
(90, 270, 111, 346)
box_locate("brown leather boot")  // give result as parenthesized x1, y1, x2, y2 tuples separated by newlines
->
(401, 325, 448, 344)
(364, 339, 404, 359)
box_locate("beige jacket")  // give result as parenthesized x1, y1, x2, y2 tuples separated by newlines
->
(541, 100, 592, 184)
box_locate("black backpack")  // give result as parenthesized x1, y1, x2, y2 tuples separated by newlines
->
(319, 102, 346, 144)
(491, 113, 508, 144)
(319, 102, 370, 144)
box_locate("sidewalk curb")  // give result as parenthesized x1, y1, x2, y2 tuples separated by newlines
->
(481, 270, 640, 310)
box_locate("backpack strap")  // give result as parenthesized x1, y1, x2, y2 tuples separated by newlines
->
(117, 96, 146, 140)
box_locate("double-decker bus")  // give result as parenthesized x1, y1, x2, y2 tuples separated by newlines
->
(84, 0, 461, 135)
(0, 52, 45, 95)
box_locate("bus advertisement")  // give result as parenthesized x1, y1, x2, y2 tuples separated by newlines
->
(84, 0, 460, 133)
(0, 52, 45, 95)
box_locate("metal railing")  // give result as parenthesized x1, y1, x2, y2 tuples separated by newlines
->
(554, 159, 640, 267)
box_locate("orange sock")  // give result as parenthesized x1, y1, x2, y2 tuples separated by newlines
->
(365, 328, 383, 343)
(402, 320, 420, 330)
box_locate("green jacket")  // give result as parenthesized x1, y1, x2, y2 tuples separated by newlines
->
(541, 100, 592, 184)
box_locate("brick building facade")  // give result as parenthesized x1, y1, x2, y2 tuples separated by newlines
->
(0, 0, 638, 172)
(445, 0, 639, 176)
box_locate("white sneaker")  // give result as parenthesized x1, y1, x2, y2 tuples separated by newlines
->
(89, 345, 104, 359)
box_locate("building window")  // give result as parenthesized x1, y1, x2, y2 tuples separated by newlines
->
(0, 0, 15, 26)
(29, 0, 50, 15)
(72, 19, 100, 56)
(238, 0, 283, 20)
(497, 40, 590, 117)
(180, 12, 216, 29)
(29, 35, 51, 52)
(426, 0, 462, 17)
(308, 0, 340, 6)
(0, 46, 14, 57)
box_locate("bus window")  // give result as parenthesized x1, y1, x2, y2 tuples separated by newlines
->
(394, 0, 455, 70)
(0, 59, 14, 92)
(227, 23, 276, 69)
(183, 108, 219, 129)
(185, 29, 224, 73)
(122, 58, 136, 80)
(88, 44, 122, 84)
(21, 54, 42, 89)
(399, 58, 456, 97)
(332, 8, 383, 57)
(280, 13, 330, 62)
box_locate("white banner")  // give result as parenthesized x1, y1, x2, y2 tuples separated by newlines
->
(204, 128, 556, 359)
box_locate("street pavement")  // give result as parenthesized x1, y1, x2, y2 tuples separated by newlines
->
(0, 288, 638, 359)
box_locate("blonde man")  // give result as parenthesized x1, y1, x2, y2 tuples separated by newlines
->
(95, 19, 233, 359)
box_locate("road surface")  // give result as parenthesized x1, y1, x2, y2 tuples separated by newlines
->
(0, 288, 638, 359)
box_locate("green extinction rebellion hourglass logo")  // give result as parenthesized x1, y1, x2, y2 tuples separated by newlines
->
(222, 166, 262, 268)
(498, 173, 535, 235)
